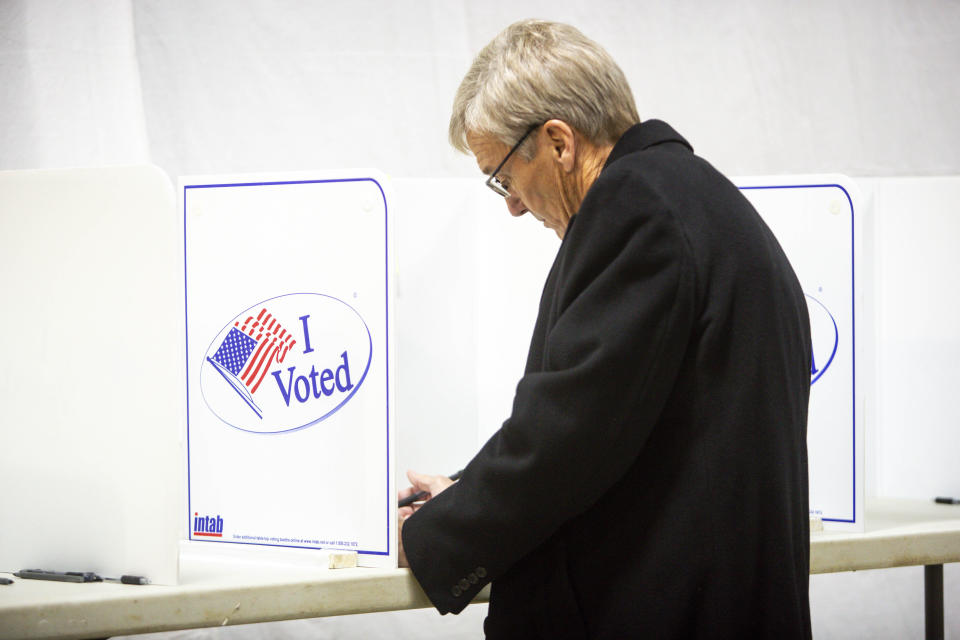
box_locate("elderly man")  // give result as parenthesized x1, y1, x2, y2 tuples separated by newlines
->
(399, 19, 812, 639)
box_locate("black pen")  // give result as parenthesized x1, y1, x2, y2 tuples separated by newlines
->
(104, 575, 150, 585)
(399, 469, 464, 507)
(935, 497, 960, 505)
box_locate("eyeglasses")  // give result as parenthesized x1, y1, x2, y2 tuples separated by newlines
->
(485, 124, 540, 197)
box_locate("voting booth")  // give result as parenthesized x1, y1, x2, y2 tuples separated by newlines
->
(471, 174, 867, 532)
(181, 171, 397, 567)
(737, 175, 867, 531)
(0, 166, 864, 587)
(0, 166, 184, 585)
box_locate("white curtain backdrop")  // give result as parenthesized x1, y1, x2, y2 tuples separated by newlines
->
(1, 0, 149, 168)
(3, 0, 960, 177)
(3, 1, 959, 638)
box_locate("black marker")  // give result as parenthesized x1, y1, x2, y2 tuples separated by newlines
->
(13, 570, 100, 583)
(12, 570, 149, 584)
(935, 497, 960, 505)
(399, 469, 464, 507)
(0, 577, 13, 585)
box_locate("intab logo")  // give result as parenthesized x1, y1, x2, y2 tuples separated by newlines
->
(193, 512, 224, 537)
(806, 294, 838, 385)
(200, 293, 372, 433)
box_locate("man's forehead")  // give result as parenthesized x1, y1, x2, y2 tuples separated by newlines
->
(466, 131, 509, 175)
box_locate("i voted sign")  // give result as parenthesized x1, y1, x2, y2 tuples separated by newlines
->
(200, 293, 372, 434)
(807, 293, 839, 385)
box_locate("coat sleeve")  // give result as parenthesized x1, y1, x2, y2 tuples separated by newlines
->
(402, 168, 698, 614)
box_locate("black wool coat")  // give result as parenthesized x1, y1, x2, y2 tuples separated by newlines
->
(403, 120, 813, 639)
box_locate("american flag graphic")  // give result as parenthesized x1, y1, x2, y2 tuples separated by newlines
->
(207, 308, 297, 418)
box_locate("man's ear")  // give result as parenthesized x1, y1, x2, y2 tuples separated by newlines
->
(544, 119, 577, 173)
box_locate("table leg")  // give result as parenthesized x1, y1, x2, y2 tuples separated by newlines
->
(925, 564, 943, 640)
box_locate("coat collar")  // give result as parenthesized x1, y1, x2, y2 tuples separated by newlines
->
(602, 119, 693, 171)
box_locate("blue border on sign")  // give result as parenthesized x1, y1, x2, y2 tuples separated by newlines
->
(183, 177, 391, 555)
(739, 183, 857, 524)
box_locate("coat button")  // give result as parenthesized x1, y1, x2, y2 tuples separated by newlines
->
(458, 578, 470, 591)
(468, 572, 478, 584)
(476, 566, 487, 578)
(451, 585, 462, 597)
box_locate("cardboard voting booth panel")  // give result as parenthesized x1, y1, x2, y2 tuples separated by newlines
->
(737, 175, 866, 531)
(472, 174, 867, 532)
(0, 166, 183, 585)
(182, 171, 396, 567)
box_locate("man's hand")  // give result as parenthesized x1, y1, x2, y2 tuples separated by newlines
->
(397, 469, 457, 568)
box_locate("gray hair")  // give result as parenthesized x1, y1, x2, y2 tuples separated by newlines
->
(449, 19, 639, 157)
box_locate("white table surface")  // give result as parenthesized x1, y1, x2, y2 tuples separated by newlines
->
(810, 497, 960, 573)
(2, 498, 958, 640)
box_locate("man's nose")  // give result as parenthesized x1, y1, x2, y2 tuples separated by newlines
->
(505, 194, 527, 217)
